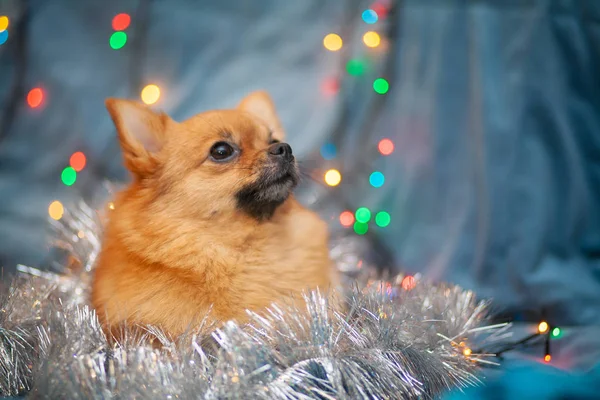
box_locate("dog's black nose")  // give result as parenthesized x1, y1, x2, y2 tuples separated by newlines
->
(268, 143, 293, 158)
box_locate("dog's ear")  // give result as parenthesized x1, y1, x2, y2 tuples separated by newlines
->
(238, 91, 285, 141)
(105, 98, 172, 177)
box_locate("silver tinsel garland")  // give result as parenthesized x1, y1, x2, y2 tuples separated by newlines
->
(0, 201, 508, 399)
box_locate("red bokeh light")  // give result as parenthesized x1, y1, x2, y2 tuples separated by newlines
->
(378, 138, 394, 155)
(339, 211, 355, 227)
(401, 275, 416, 291)
(70, 152, 87, 172)
(321, 77, 339, 96)
(544, 354, 552, 363)
(112, 13, 131, 31)
(371, 3, 389, 19)
(27, 88, 44, 108)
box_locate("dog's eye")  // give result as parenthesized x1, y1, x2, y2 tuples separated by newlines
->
(270, 139, 280, 144)
(209, 142, 236, 161)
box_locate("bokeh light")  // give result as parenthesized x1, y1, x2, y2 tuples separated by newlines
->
(372, 2, 389, 18)
(551, 327, 562, 338)
(538, 321, 549, 334)
(69, 152, 86, 172)
(27, 88, 44, 108)
(320, 77, 339, 96)
(363, 31, 381, 48)
(320, 143, 337, 160)
(353, 221, 368, 235)
(375, 211, 391, 227)
(324, 169, 342, 186)
(346, 59, 367, 76)
(401, 275, 416, 290)
(141, 84, 161, 105)
(339, 211, 355, 227)
(323, 33, 343, 51)
(463, 348, 472, 357)
(112, 13, 131, 31)
(361, 9, 378, 24)
(61, 167, 77, 186)
(355, 207, 371, 223)
(544, 354, 552, 363)
(0, 30, 7, 46)
(373, 78, 389, 94)
(378, 138, 394, 155)
(48, 201, 64, 221)
(109, 31, 127, 49)
(0, 16, 8, 32)
(369, 171, 385, 188)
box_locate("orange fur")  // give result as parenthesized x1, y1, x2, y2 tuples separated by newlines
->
(92, 91, 338, 338)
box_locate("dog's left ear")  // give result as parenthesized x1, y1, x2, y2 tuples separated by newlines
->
(238, 91, 285, 141)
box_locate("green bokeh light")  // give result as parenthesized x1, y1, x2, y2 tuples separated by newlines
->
(61, 167, 77, 186)
(353, 221, 368, 235)
(373, 78, 389, 94)
(355, 207, 371, 223)
(551, 327, 562, 338)
(346, 59, 367, 76)
(375, 211, 391, 227)
(110, 32, 127, 50)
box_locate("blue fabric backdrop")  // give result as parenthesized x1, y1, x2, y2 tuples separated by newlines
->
(1, 0, 599, 330)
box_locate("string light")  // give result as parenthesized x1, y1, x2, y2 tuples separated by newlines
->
(375, 211, 391, 227)
(323, 33, 343, 51)
(48, 201, 64, 221)
(463, 348, 472, 357)
(355, 207, 371, 223)
(109, 31, 127, 50)
(141, 84, 160, 105)
(320, 77, 339, 96)
(353, 221, 368, 235)
(538, 321, 549, 334)
(373, 78, 389, 94)
(112, 13, 131, 31)
(401, 275, 416, 290)
(69, 152, 86, 172)
(339, 211, 355, 227)
(27, 88, 44, 109)
(378, 138, 394, 155)
(363, 31, 381, 48)
(551, 327, 562, 338)
(346, 59, 367, 76)
(0, 16, 8, 31)
(0, 30, 7, 46)
(372, 2, 390, 18)
(320, 143, 337, 160)
(324, 169, 342, 186)
(369, 171, 385, 188)
(361, 10, 378, 24)
(544, 354, 552, 363)
(61, 167, 77, 186)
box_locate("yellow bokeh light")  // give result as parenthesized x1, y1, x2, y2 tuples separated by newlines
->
(323, 33, 343, 51)
(108, 202, 115, 210)
(77, 230, 85, 239)
(141, 84, 160, 105)
(538, 321, 549, 334)
(48, 201, 64, 221)
(324, 169, 342, 186)
(363, 31, 381, 48)
(463, 348, 472, 357)
(0, 16, 8, 32)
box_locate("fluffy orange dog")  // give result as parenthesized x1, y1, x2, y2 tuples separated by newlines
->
(92, 92, 338, 338)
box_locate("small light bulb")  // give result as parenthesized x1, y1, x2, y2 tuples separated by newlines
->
(141, 84, 161, 105)
(544, 354, 551, 362)
(324, 169, 342, 186)
(463, 348, 472, 357)
(538, 321, 549, 334)
(323, 33, 343, 51)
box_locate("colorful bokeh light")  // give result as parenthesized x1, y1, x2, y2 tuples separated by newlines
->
(372, 3, 389, 19)
(463, 348, 472, 357)
(373, 78, 389, 94)
(141, 84, 161, 105)
(378, 138, 394, 155)
(339, 211, 355, 227)
(0, 16, 8, 32)
(401, 275, 416, 290)
(544, 354, 552, 363)
(112, 13, 131, 31)
(61, 167, 77, 186)
(375, 211, 391, 227)
(109, 31, 127, 49)
(346, 59, 367, 76)
(0, 30, 7, 46)
(551, 327, 562, 338)
(353, 221, 368, 235)
(361, 9, 378, 24)
(69, 152, 86, 172)
(320, 143, 337, 160)
(355, 207, 371, 223)
(320, 77, 339, 96)
(538, 321, 549, 334)
(363, 31, 381, 48)
(324, 169, 342, 186)
(369, 171, 385, 188)
(48, 201, 64, 221)
(27, 88, 44, 108)
(323, 33, 343, 51)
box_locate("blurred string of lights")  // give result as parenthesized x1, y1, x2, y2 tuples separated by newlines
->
(0, 15, 8, 46)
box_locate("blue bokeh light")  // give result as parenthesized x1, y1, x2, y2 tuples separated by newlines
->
(369, 171, 385, 188)
(0, 30, 8, 46)
(362, 9, 378, 25)
(320, 143, 337, 160)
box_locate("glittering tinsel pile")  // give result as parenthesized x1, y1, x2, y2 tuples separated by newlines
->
(0, 201, 507, 399)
